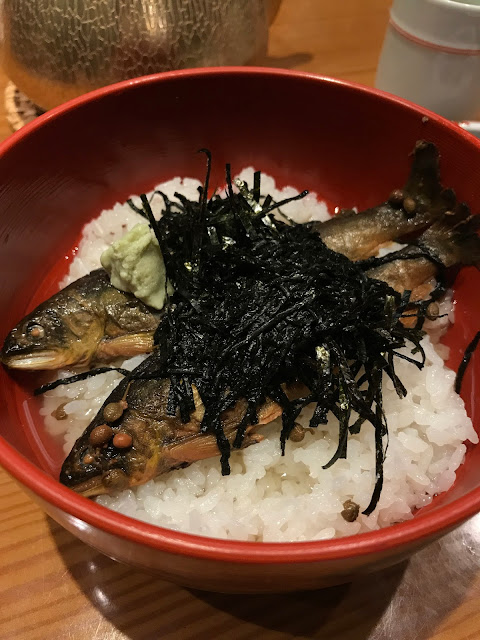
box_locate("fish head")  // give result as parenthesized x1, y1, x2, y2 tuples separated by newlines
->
(1, 302, 103, 370)
(60, 378, 179, 497)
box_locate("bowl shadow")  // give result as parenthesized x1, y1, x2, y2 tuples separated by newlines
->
(48, 514, 480, 639)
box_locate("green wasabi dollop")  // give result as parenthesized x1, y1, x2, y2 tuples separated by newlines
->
(100, 223, 170, 310)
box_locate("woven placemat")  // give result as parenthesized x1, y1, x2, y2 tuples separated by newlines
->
(5, 81, 44, 131)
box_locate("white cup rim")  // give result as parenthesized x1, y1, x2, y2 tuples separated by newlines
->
(432, 0, 480, 11)
(391, 0, 480, 51)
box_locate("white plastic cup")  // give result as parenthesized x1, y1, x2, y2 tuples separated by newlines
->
(376, 0, 480, 120)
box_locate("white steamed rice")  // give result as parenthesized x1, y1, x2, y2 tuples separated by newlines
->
(40, 171, 478, 542)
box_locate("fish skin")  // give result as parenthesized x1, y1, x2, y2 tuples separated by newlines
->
(60, 354, 297, 497)
(313, 141, 456, 261)
(1, 269, 160, 370)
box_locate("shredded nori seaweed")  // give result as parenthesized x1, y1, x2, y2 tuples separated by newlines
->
(130, 161, 430, 515)
(455, 330, 480, 394)
(34, 367, 131, 395)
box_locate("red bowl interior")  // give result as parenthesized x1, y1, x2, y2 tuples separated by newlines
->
(1, 67, 480, 564)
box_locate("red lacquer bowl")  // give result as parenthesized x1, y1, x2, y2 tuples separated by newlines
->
(1, 68, 480, 593)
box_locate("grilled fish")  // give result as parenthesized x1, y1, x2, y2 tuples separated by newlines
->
(60, 355, 303, 497)
(1, 269, 160, 370)
(314, 140, 455, 260)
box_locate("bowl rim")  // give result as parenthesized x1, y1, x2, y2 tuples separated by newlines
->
(1, 65, 480, 563)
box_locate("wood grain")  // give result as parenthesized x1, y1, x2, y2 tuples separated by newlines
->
(2, 1, 480, 638)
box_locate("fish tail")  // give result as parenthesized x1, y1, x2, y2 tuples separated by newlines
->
(418, 203, 480, 268)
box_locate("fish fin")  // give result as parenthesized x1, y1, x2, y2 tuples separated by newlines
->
(168, 433, 226, 463)
(95, 333, 154, 360)
(168, 429, 265, 464)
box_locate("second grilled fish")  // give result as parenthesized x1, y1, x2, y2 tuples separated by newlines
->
(1, 269, 160, 369)
(314, 140, 455, 260)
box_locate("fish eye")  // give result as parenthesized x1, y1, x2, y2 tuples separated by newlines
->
(26, 323, 45, 339)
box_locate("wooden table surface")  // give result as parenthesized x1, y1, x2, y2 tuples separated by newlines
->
(2, 1, 480, 639)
